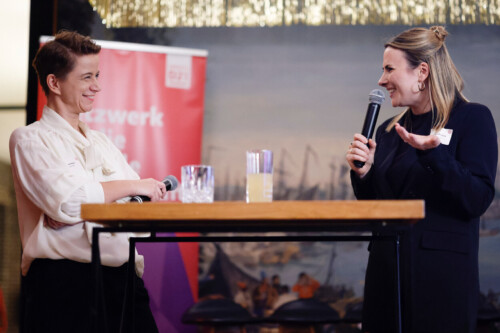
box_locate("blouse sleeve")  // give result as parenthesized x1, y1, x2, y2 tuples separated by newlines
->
(10, 127, 111, 224)
(60, 182, 105, 218)
(417, 103, 498, 218)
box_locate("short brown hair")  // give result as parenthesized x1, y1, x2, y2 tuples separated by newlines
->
(32, 30, 101, 96)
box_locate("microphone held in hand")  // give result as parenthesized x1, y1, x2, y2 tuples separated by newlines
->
(354, 89, 385, 168)
(130, 175, 179, 203)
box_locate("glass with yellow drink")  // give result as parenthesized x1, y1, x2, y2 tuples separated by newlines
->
(246, 149, 273, 203)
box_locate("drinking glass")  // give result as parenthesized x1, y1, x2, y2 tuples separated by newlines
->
(246, 149, 273, 203)
(181, 165, 214, 203)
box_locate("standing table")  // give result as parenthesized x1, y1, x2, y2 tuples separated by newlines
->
(81, 200, 424, 333)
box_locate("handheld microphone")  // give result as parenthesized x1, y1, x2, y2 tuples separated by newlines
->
(354, 89, 385, 168)
(130, 175, 179, 203)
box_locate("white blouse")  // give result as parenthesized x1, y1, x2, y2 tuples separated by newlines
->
(10, 106, 145, 276)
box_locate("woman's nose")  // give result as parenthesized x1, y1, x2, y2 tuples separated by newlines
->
(378, 72, 387, 87)
(91, 79, 101, 92)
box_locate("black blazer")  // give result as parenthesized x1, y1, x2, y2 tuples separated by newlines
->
(351, 99, 498, 333)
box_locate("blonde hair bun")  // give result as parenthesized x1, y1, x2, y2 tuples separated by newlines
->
(430, 26, 448, 42)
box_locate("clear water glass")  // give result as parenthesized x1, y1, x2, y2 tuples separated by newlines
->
(181, 165, 214, 203)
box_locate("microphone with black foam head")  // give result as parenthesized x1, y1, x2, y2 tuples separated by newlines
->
(354, 89, 385, 168)
(130, 175, 179, 203)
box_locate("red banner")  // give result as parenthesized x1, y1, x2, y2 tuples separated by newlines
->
(37, 37, 207, 332)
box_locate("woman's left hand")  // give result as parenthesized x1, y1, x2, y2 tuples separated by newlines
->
(395, 123, 441, 150)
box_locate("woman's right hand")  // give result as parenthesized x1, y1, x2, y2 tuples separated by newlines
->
(346, 133, 376, 179)
(133, 178, 167, 202)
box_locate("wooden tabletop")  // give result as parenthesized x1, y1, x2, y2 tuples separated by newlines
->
(81, 200, 424, 231)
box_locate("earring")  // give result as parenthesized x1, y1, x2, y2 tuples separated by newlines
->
(418, 81, 425, 91)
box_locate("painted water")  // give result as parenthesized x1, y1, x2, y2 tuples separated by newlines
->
(199, 219, 500, 300)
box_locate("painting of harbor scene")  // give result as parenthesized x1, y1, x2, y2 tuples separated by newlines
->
(174, 24, 500, 328)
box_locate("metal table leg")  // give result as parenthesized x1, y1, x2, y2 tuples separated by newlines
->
(396, 233, 402, 333)
(119, 238, 138, 333)
(91, 229, 109, 333)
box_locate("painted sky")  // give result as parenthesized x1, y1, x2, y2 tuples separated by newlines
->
(163, 25, 500, 193)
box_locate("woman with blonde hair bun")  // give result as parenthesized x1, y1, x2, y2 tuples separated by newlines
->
(346, 26, 497, 332)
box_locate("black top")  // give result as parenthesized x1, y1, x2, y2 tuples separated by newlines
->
(388, 110, 433, 198)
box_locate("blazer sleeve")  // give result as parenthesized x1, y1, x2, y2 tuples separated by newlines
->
(417, 103, 498, 219)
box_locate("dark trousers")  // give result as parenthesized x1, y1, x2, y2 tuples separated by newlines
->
(21, 259, 158, 333)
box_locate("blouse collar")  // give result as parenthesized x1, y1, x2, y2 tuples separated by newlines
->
(39, 106, 90, 147)
(39, 106, 116, 174)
